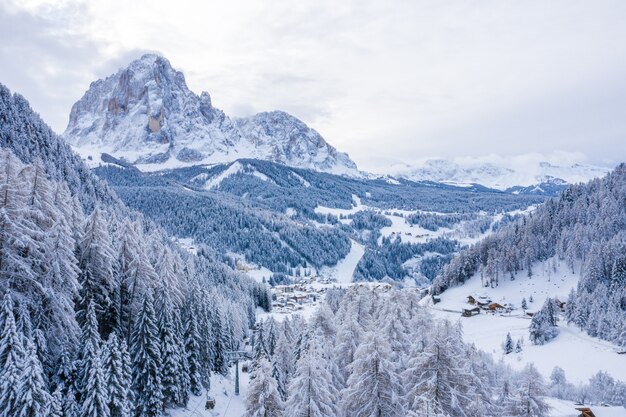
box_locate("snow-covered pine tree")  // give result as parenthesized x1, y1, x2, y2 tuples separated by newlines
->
(209, 299, 228, 376)
(79, 343, 110, 417)
(0, 293, 25, 417)
(308, 305, 336, 342)
(505, 364, 550, 417)
(49, 388, 64, 417)
(78, 301, 101, 394)
(116, 220, 157, 341)
(16, 303, 32, 343)
(380, 297, 410, 366)
(0, 151, 39, 294)
(173, 312, 190, 406)
(342, 331, 404, 417)
(131, 292, 163, 417)
(155, 248, 182, 307)
(504, 332, 514, 354)
(102, 333, 131, 417)
(529, 298, 559, 345)
(252, 322, 267, 373)
(245, 357, 283, 417)
(333, 306, 362, 383)
(403, 324, 473, 417)
(78, 207, 116, 335)
(284, 332, 339, 417)
(272, 330, 295, 401)
(155, 285, 182, 407)
(183, 303, 202, 396)
(263, 317, 278, 358)
(16, 339, 51, 417)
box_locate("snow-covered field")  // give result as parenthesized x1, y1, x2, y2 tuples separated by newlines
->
(429, 258, 626, 384)
(170, 368, 250, 417)
(319, 239, 365, 284)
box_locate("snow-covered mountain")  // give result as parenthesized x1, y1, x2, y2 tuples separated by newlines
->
(63, 54, 358, 175)
(388, 159, 610, 190)
(234, 111, 357, 175)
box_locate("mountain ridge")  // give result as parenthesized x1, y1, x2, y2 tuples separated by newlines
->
(63, 54, 359, 176)
(386, 158, 611, 191)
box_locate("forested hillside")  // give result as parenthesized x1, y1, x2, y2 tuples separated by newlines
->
(93, 157, 543, 281)
(434, 165, 626, 347)
(248, 286, 625, 416)
(0, 83, 270, 417)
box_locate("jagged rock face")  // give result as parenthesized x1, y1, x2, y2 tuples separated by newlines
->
(65, 54, 243, 165)
(234, 111, 357, 174)
(64, 54, 359, 175)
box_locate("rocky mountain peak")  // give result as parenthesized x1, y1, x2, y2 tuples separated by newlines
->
(63, 55, 359, 175)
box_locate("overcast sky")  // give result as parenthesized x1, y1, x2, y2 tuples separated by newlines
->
(1, 0, 625, 172)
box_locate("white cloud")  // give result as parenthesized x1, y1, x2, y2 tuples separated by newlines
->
(0, 0, 625, 171)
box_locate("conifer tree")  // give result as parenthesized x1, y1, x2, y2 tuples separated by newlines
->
(131, 292, 163, 417)
(49, 388, 64, 417)
(504, 332, 514, 354)
(284, 333, 339, 417)
(16, 339, 51, 417)
(245, 358, 283, 417)
(183, 305, 202, 396)
(102, 333, 131, 417)
(342, 332, 404, 417)
(173, 313, 190, 406)
(155, 286, 181, 407)
(505, 364, 551, 417)
(78, 207, 116, 335)
(78, 301, 101, 394)
(0, 293, 24, 417)
(272, 331, 294, 401)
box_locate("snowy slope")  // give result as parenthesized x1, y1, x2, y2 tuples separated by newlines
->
(388, 159, 610, 191)
(64, 54, 359, 175)
(234, 111, 358, 176)
(429, 258, 626, 384)
(319, 239, 365, 284)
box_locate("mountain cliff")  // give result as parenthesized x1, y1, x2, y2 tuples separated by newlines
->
(63, 54, 359, 175)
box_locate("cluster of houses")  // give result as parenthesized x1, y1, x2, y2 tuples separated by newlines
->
(462, 294, 512, 317)
(271, 284, 324, 313)
(460, 294, 567, 318)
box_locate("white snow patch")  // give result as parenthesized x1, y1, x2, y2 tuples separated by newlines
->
(320, 239, 365, 284)
(291, 171, 311, 187)
(169, 369, 249, 417)
(204, 162, 245, 190)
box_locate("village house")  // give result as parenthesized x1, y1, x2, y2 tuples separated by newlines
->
(462, 307, 481, 317)
(488, 302, 506, 312)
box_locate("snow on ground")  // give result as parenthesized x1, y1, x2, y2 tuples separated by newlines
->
(242, 266, 273, 284)
(203, 162, 245, 190)
(545, 398, 579, 417)
(170, 368, 249, 417)
(319, 239, 365, 284)
(436, 257, 577, 312)
(378, 213, 439, 244)
(430, 258, 626, 384)
(175, 237, 198, 255)
(314, 194, 363, 217)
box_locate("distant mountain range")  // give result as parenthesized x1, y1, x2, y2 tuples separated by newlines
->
(385, 159, 611, 194)
(63, 53, 611, 194)
(64, 54, 358, 176)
